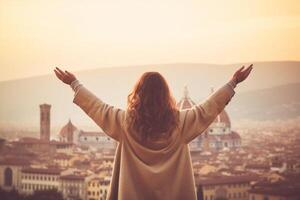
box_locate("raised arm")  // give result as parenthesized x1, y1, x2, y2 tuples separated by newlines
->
(181, 64, 253, 143)
(54, 67, 125, 141)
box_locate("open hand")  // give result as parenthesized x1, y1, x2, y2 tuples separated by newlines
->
(231, 64, 253, 85)
(54, 67, 77, 85)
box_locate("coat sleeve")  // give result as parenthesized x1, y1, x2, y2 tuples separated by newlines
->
(180, 82, 236, 144)
(72, 84, 125, 142)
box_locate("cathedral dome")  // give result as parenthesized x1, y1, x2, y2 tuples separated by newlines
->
(177, 86, 231, 128)
(176, 86, 197, 110)
(213, 109, 231, 128)
(59, 119, 78, 137)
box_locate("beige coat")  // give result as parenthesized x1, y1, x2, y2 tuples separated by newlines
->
(73, 82, 235, 200)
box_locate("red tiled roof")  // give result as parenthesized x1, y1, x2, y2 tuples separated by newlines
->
(60, 175, 85, 180)
(79, 131, 105, 137)
(196, 175, 258, 186)
(59, 119, 78, 137)
(54, 153, 72, 159)
(22, 167, 62, 175)
(245, 164, 270, 170)
(249, 187, 300, 197)
(0, 158, 30, 166)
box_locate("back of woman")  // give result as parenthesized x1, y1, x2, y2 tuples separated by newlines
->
(54, 65, 253, 200)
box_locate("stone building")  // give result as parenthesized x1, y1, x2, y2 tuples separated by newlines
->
(196, 175, 256, 200)
(59, 174, 86, 200)
(87, 177, 110, 200)
(0, 158, 29, 191)
(40, 104, 51, 141)
(58, 120, 116, 150)
(20, 167, 61, 194)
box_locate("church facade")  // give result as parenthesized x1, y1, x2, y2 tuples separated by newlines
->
(58, 120, 116, 150)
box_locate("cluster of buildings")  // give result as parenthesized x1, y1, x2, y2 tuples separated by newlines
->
(0, 87, 300, 200)
(0, 160, 111, 200)
(0, 103, 115, 200)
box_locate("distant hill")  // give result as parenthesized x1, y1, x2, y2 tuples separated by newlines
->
(226, 82, 300, 121)
(0, 61, 299, 131)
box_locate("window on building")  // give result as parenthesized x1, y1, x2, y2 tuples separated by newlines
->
(4, 167, 13, 186)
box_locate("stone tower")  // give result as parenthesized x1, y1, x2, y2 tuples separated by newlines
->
(40, 104, 51, 141)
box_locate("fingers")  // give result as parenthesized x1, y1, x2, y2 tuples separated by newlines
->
(55, 67, 65, 76)
(241, 64, 253, 79)
(65, 70, 74, 77)
(245, 66, 253, 77)
(243, 64, 253, 75)
(244, 64, 253, 71)
(54, 69, 63, 80)
(55, 67, 63, 73)
(239, 64, 253, 77)
(54, 67, 65, 79)
(237, 66, 245, 72)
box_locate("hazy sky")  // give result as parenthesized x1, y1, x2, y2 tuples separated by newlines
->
(1, 0, 300, 81)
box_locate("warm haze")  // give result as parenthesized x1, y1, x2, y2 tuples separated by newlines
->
(0, 0, 300, 81)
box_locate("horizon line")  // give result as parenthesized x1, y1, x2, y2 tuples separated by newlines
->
(0, 59, 299, 83)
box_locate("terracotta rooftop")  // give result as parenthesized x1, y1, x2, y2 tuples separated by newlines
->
(22, 167, 62, 175)
(60, 174, 85, 180)
(79, 131, 106, 137)
(0, 157, 30, 166)
(249, 187, 300, 197)
(196, 175, 258, 186)
(59, 119, 78, 137)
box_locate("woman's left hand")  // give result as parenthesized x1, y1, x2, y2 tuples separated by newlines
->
(54, 67, 77, 85)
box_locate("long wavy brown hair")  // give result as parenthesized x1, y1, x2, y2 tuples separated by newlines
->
(127, 72, 179, 142)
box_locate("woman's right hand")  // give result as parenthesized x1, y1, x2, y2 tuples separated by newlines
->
(231, 64, 253, 85)
(54, 67, 77, 85)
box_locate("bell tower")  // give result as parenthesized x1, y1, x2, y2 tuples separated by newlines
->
(40, 104, 51, 141)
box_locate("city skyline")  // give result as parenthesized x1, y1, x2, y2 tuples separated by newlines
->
(1, 1, 300, 199)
